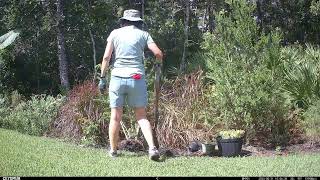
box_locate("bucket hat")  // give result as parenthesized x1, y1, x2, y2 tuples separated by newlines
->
(120, 9, 143, 22)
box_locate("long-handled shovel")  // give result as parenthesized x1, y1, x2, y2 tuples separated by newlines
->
(153, 62, 161, 149)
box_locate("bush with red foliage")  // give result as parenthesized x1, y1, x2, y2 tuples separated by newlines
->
(47, 80, 109, 146)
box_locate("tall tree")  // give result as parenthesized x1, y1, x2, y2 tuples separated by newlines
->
(56, 0, 70, 91)
(258, 0, 320, 45)
(85, 0, 97, 81)
(180, 0, 190, 73)
(207, 0, 215, 33)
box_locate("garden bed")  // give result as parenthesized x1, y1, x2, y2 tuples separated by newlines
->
(155, 141, 320, 158)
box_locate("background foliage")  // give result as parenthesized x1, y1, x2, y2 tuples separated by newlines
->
(0, 92, 64, 136)
(1, 0, 320, 149)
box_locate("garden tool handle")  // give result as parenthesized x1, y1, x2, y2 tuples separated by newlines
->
(154, 62, 161, 120)
(153, 62, 162, 149)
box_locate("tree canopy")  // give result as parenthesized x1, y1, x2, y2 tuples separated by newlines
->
(0, 0, 319, 96)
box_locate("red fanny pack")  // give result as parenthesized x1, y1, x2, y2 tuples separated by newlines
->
(132, 74, 142, 80)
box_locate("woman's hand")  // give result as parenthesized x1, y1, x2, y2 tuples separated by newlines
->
(98, 77, 107, 94)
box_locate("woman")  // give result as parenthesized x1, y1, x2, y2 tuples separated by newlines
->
(99, 9, 163, 161)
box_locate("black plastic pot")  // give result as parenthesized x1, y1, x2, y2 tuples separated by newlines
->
(217, 137, 243, 157)
(201, 143, 215, 155)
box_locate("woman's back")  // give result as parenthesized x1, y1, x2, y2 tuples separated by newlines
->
(108, 25, 154, 77)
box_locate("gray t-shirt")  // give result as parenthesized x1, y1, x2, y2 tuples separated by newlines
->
(107, 25, 154, 77)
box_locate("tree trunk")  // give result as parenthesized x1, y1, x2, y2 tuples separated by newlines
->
(141, 0, 145, 29)
(208, 0, 214, 33)
(89, 29, 97, 81)
(256, 0, 263, 33)
(203, 2, 208, 33)
(56, 0, 70, 91)
(85, 0, 97, 81)
(141, 0, 144, 20)
(180, 0, 190, 73)
(302, 0, 312, 43)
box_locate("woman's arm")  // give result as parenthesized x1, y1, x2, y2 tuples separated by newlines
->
(147, 42, 163, 62)
(100, 41, 114, 77)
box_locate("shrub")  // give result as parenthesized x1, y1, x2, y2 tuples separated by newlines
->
(48, 80, 110, 146)
(10, 90, 23, 107)
(1, 94, 64, 136)
(0, 94, 10, 127)
(302, 100, 320, 142)
(197, 1, 292, 146)
(0, 48, 18, 95)
(153, 70, 219, 149)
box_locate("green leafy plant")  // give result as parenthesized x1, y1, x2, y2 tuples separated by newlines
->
(302, 99, 320, 142)
(196, 1, 291, 146)
(282, 45, 320, 109)
(1, 94, 65, 136)
(10, 90, 23, 107)
(311, 0, 320, 15)
(218, 129, 245, 139)
(80, 119, 101, 147)
(0, 94, 10, 127)
(0, 30, 20, 50)
(0, 48, 15, 94)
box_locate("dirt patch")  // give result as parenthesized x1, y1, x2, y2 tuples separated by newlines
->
(241, 143, 320, 157)
(118, 139, 145, 152)
(156, 141, 320, 158)
(112, 138, 320, 158)
(285, 141, 320, 154)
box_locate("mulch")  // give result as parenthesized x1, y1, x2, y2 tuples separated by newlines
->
(116, 139, 320, 158)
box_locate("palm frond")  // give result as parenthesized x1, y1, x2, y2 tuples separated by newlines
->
(0, 30, 20, 50)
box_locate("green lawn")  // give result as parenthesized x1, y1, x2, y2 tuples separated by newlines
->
(0, 128, 319, 177)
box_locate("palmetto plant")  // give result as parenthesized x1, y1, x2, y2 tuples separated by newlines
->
(282, 45, 320, 109)
(0, 30, 20, 50)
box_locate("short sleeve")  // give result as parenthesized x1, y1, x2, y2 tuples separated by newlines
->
(145, 32, 154, 45)
(107, 30, 115, 43)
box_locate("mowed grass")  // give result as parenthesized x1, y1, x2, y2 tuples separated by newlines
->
(0, 128, 319, 177)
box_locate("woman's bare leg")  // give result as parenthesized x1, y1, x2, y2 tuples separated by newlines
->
(109, 107, 123, 152)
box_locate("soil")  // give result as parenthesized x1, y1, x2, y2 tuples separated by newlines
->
(116, 139, 320, 158)
(241, 142, 320, 157)
(157, 141, 320, 158)
(118, 139, 145, 152)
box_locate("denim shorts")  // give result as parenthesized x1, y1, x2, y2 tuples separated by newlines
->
(108, 75, 148, 108)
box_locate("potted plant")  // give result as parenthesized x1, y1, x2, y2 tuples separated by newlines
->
(201, 137, 215, 156)
(216, 129, 245, 157)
